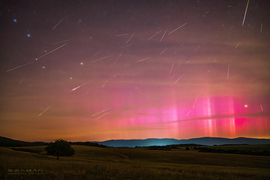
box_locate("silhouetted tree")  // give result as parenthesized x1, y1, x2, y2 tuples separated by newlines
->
(185, 146, 190, 150)
(45, 139, 75, 160)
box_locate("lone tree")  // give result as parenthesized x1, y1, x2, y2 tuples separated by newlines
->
(45, 139, 75, 160)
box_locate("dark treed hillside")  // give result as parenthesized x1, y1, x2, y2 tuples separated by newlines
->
(71, 141, 108, 148)
(0, 136, 45, 147)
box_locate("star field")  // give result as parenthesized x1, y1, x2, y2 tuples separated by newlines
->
(0, 0, 269, 142)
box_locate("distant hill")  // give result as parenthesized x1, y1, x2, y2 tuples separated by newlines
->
(1, 136, 269, 148)
(0, 136, 45, 147)
(98, 137, 270, 147)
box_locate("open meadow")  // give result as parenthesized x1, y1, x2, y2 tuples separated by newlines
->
(0, 145, 270, 180)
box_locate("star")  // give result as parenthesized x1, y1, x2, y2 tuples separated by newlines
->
(27, 34, 31, 37)
(80, 62, 83, 65)
(13, 19, 17, 22)
(70, 77, 73, 80)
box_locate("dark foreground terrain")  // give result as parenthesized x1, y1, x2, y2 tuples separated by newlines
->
(1, 145, 270, 180)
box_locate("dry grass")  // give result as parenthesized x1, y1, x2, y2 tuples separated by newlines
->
(0, 145, 270, 180)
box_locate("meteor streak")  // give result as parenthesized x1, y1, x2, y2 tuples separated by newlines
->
(160, 29, 167, 42)
(7, 61, 35, 72)
(178, 60, 181, 68)
(235, 42, 240, 49)
(135, 57, 151, 63)
(93, 49, 102, 57)
(242, 0, 249, 26)
(260, 104, 263, 111)
(159, 48, 167, 55)
(52, 19, 63, 30)
(102, 76, 112, 87)
(92, 108, 111, 116)
(51, 39, 72, 45)
(90, 55, 110, 63)
(148, 31, 161, 41)
(227, 65, 230, 80)
(174, 75, 183, 84)
(126, 32, 135, 44)
(69, 79, 95, 93)
(193, 91, 201, 108)
(116, 33, 129, 36)
(112, 50, 124, 66)
(170, 73, 178, 79)
(169, 61, 175, 76)
(168, 22, 187, 35)
(95, 111, 111, 120)
(18, 77, 26, 85)
(121, 43, 135, 48)
(193, 46, 200, 52)
(38, 105, 52, 117)
(35, 43, 68, 60)
(186, 110, 192, 117)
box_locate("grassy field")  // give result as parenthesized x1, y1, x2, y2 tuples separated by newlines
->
(0, 145, 270, 180)
(206, 144, 270, 151)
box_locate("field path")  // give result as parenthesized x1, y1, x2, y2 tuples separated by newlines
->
(112, 152, 130, 161)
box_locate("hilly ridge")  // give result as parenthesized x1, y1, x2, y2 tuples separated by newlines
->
(1, 136, 269, 148)
(98, 137, 270, 147)
(0, 136, 45, 147)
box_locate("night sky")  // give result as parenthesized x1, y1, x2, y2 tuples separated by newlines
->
(1, 0, 269, 142)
